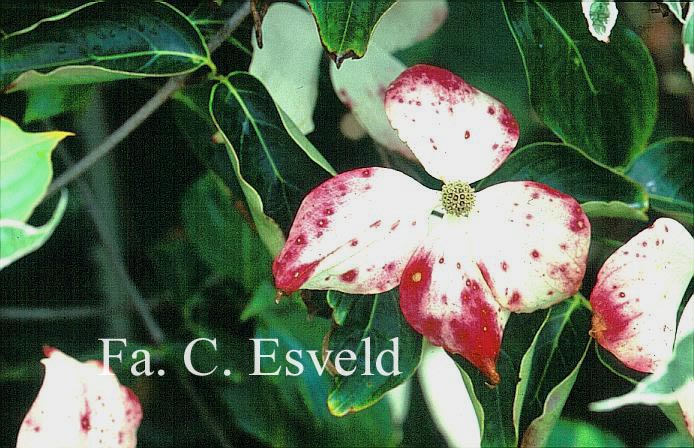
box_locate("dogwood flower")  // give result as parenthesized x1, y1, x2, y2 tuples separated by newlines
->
(273, 65, 591, 383)
(590, 217, 694, 435)
(16, 347, 142, 448)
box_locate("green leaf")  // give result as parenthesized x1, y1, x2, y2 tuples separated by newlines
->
(306, 0, 396, 66)
(23, 85, 94, 124)
(252, 297, 399, 447)
(648, 431, 694, 447)
(455, 309, 547, 447)
(171, 84, 245, 202)
(209, 72, 335, 256)
(592, 332, 694, 411)
(325, 289, 423, 416)
(514, 295, 592, 447)
(626, 138, 694, 226)
(503, 1, 657, 167)
(0, 190, 68, 270)
(478, 142, 649, 221)
(1, 1, 211, 92)
(595, 344, 692, 436)
(182, 171, 272, 291)
(546, 419, 625, 448)
(0, 116, 72, 221)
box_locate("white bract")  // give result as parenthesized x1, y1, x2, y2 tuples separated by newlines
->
(15, 348, 142, 448)
(590, 218, 694, 435)
(273, 65, 591, 383)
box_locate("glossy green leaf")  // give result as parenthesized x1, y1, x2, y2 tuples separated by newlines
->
(0, 116, 72, 221)
(1, 1, 211, 92)
(23, 85, 93, 124)
(514, 295, 592, 447)
(503, 1, 657, 167)
(478, 142, 649, 221)
(306, 0, 396, 66)
(455, 297, 591, 448)
(455, 309, 547, 447)
(626, 138, 693, 226)
(209, 72, 335, 256)
(183, 171, 272, 291)
(325, 289, 423, 416)
(252, 297, 399, 447)
(546, 419, 625, 448)
(171, 84, 245, 202)
(0, 191, 68, 270)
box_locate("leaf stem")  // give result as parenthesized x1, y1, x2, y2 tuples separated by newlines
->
(44, 1, 251, 198)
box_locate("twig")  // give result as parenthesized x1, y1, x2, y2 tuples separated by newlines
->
(59, 149, 166, 344)
(0, 306, 102, 321)
(45, 2, 251, 197)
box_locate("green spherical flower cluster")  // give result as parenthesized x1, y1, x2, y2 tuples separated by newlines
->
(441, 181, 476, 217)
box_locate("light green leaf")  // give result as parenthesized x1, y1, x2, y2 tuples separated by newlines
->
(306, 0, 396, 66)
(591, 332, 694, 411)
(182, 171, 272, 291)
(249, 2, 323, 134)
(1, 1, 211, 92)
(0, 116, 72, 221)
(503, 1, 657, 167)
(626, 138, 693, 226)
(581, 0, 618, 43)
(546, 419, 625, 447)
(0, 190, 68, 270)
(325, 289, 423, 416)
(209, 72, 335, 256)
(23, 85, 94, 124)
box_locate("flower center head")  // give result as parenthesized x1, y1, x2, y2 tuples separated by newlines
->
(441, 180, 476, 217)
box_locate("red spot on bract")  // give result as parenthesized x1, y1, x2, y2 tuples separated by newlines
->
(526, 214, 533, 220)
(390, 220, 400, 231)
(531, 250, 540, 259)
(501, 261, 508, 271)
(464, 130, 471, 139)
(324, 207, 334, 215)
(560, 243, 568, 250)
(350, 239, 359, 246)
(477, 262, 494, 294)
(642, 241, 648, 247)
(42, 346, 57, 357)
(510, 291, 522, 306)
(340, 269, 358, 283)
(370, 220, 382, 228)
(361, 168, 372, 177)
(317, 219, 327, 227)
(492, 143, 499, 150)
(499, 106, 519, 140)
(487, 107, 495, 115)
(80, 401, 91, 432)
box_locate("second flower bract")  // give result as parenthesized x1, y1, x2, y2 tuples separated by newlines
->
(272, 65, 591, 383)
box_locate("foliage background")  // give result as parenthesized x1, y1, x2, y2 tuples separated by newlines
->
(0, 1, 692, 447)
